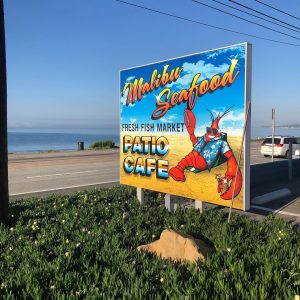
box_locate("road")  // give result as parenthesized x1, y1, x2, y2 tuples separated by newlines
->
(250, 141, 285, 165)
(9, 143, 300, 222)
(8, 142, 286, 199)
(9, 149, 120, 199)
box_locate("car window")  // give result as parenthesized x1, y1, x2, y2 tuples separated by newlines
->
(263, 138, 281, 144)
(284, 138, 297, 144)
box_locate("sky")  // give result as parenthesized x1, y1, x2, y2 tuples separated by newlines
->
(4, 0, 300, 131)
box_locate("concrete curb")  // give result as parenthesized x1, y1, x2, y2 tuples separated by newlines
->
(251, 188, 292, 205)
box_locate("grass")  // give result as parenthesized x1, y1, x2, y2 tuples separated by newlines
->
(89, 140, 115, 150)
(0, 186, 299, 299)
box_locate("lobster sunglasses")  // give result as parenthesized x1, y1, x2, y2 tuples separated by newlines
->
(206, 127, 219, 135)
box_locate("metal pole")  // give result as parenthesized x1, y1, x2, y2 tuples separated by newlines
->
(288, 141, 293, 181)
(271, 108, 275, 162)
(0, 0, 9, 223)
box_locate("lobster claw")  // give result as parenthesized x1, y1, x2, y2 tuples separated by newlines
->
(217, 151, 243, 200)
(184, 109, 196, 135)
(216, 175, 229, 195)
(219, 169, 242, 200)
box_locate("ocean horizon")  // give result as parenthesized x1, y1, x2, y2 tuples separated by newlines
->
(7, 127, 300, 153)
(8, 128, 119, 153)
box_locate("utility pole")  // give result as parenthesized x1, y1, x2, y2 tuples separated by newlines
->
(271, 108, 275, 162)
(0, 0, 9, 223)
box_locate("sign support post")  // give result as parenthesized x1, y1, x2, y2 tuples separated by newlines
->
(137, 188, 145, 205)
(194, 200, 203, 212)
(164, 194, 179, 213)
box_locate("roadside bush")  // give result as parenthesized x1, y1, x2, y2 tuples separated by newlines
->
(89, 140, 115, 149)
(0, 186, 299, 299)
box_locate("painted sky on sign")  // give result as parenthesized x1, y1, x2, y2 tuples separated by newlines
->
(120, 45, 246, 136)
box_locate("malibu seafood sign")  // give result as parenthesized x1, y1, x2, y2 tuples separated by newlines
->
(120, 43, 251, 210)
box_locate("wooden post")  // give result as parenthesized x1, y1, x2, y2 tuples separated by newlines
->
(194, 200, 203, 213)
(136, 187, 145, 205)
(0, 0, 8, 223)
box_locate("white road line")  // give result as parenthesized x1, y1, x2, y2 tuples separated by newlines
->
(251, 162, 270, 165)
(251, 205, 300, 218)
(26, 170, 99, 179)
(10, 180, 120, 196)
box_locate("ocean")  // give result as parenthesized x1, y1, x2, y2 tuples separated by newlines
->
(8, 129, 120, 153)
(7, 127, 300, 153)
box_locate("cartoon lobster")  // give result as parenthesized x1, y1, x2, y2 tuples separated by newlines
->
(169, 107, 242, 200)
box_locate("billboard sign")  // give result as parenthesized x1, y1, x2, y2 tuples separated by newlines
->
(120, 43, 251, 210)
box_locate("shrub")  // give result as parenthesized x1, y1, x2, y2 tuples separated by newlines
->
(0, 186, 299, 299)
(89, 140, 115, 149)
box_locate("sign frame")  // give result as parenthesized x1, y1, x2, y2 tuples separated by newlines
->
(120, 42, 252, 211)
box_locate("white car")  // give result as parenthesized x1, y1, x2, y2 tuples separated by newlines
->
(260, 136, 300, 158)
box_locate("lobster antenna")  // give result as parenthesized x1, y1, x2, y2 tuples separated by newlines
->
(219, 105, 235, 119)
(206, 109, 214, 122)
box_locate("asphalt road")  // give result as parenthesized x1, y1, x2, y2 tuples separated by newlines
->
(9, 149, 120, 200)
(8, 143, 300, 223)
(250, 141, 285, 165)
(8, 142, 287, 199)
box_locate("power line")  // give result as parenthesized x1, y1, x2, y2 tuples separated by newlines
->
(115, 0, 300, 47)
(192, 0, 300, 41)
(228, 0, 300, 31)
(255, 0, 300, 22)
(209, 0, 300, 34)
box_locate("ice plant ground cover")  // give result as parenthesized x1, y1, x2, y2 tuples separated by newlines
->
(0, 187, 299, 299)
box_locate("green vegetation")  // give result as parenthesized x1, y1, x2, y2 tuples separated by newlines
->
(0, 186, 299, 299)
(89, 140, 115, 149)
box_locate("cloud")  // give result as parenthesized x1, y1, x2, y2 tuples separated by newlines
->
(196, 124, 207, 135)
(221, 127, 243, 136)
(130, 118, 137, 123)
(210, 109, 245, 125)
(126, 76, 135, 81)
(206, 45, 245, 60)
(223, 111, 244, 123)
(194, 109, 245, 136)
(120, 89, 128, 106)
(167, 60, 229, 89)
(120, 75, 136, 108)
(195, 124, 243, 136)
(160, 114, 178, 123)
(207, 52, 218, 59)
(120, 88, 134, 108)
